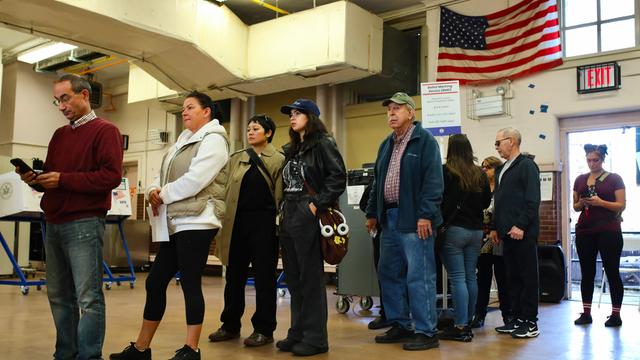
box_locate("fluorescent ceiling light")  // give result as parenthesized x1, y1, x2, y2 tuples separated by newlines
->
(17, 42, 77, 64)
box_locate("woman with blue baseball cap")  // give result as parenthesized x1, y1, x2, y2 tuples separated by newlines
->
(275, 98, 346, 356)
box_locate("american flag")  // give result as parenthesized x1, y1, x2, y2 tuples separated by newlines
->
(437, 0, 563, 84)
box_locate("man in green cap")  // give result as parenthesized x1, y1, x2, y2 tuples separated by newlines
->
(365, 92, 443, 351)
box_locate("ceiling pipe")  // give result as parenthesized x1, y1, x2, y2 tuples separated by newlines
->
(251, 0, 289, 15)
(63, 55, 116, 72)
(73, 58, 128, 75)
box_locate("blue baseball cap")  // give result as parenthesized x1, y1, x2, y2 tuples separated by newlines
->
(280, 99, 320, 117)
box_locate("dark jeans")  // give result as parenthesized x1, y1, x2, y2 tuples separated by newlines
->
(280, 198, 328, 348)
(45, 217, 106, 360)
(378, 208, 438, 336)
(502, 237, 539, 322)
(144, 229, 215, 325)
(220, 210, 278, 336)
(475, 253, 509, 319)
(576, 231, 624, 306)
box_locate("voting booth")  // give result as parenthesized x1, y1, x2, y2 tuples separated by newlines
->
(0, 172, 137, 294)
(0, 172, 47, 294)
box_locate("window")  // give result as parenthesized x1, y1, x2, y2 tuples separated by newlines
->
(562, 0, 638, 57)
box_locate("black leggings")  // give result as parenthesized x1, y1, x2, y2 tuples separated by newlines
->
(144, 229, 216, 325)
(576, 231, 624, 306)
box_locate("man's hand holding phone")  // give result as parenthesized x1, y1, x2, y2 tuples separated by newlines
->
(11, 158, 46, 192)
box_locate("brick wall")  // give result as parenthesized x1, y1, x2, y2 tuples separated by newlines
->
(538, 171, 561, 245)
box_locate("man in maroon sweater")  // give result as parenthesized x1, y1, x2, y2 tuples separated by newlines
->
(16, 74, 123, 360)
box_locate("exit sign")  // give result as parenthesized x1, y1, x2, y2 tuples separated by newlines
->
(577, 62, 621, 94)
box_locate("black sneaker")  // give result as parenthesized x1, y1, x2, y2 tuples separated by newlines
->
(439, 326, 473, 342)
(470, 315, 485, 329)
(169, 345, 200, 360)
(510, 320, 540, 338)
(604, 314, 622, 327)
(495, 318, 523, 334)
(374, 324, 414, 343)
(276, 338, 299, 352)
(109, 342, 151, 360)
(574, 313, 592, 325)
(291, 342, 329, 356)
(402, 333, 439, 351)
(368, 316, 392, 330)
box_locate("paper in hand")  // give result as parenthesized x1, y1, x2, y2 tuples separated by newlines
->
(147, 204, 169, 242)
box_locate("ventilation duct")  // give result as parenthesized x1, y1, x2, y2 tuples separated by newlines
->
(34, 51, 78, 72)
(71, 48, 107, 62)
(0, 0, 382, 103)
(34, 49, 107, 73)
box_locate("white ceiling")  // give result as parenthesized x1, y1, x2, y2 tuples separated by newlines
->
(0, 0, 425, 85)
(0, 24, 128, 82)
(0, 25, 36, 49)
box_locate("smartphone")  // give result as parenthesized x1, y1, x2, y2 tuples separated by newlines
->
(10, 158, 35, 175)
(10, 158, 45, 192)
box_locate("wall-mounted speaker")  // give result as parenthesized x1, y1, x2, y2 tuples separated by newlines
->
(538, 244, 566, 303)
(89, 80, 102, 109)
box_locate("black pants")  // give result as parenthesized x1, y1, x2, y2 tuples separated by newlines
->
(576, 231, 624, 306)
(144, 229, 215, 325)
(280, 198, 328, 348)
(502, 237, 539, 322)
(475, 254, 509, 319)
(220, 210, 278, 336)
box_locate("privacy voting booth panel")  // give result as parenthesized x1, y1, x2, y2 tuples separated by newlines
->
(0, 172, 43, 218)
(0, 173, 132, 219)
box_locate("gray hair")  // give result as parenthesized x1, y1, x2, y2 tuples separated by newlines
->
(498, 127, 521, 146)
(55, 74, 92, 96)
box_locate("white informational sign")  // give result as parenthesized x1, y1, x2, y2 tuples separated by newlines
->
(346, 185, 365, 206)
(540, 172, 553, 201)
(421, 80, 462, 136)
(107, 178, 132, 217)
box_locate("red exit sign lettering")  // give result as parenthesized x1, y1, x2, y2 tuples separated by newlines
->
(577, 62, 621, 94)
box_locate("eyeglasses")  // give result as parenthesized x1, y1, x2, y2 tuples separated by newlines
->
(494, 138, 511, 147)
(52, 93, 75, 106)
(586, 158, 601, 163)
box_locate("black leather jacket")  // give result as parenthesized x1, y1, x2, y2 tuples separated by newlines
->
(283, 135, 346, 211)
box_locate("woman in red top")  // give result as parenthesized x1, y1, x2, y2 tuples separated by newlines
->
(572, 144, 626, 327)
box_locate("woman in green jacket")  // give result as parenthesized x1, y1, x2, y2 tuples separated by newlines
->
(209, 114, 285, 347)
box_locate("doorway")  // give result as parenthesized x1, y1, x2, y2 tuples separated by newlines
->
(564, 124, 640, 305)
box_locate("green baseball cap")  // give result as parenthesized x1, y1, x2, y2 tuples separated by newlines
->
(382, 92, 415, 109)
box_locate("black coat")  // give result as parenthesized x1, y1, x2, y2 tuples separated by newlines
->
(441, 165, 492, 230)
(283, 135, 346, 211)
(493, 154, 541, 240)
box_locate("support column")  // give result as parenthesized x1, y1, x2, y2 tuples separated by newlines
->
(229, 98, 243, 152)
(316, 84, 329, 127)
(240, 96, 255, 149)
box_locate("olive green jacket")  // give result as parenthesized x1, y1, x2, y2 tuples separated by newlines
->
(214, 143, 285, 265)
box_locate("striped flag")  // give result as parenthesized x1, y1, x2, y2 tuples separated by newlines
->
(437, 0, 563, 84)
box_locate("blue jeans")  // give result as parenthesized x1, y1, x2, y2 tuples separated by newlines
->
(378, 208, 437, 336)
(45, 217, 106, 360)
(440, 226, 482, 326)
